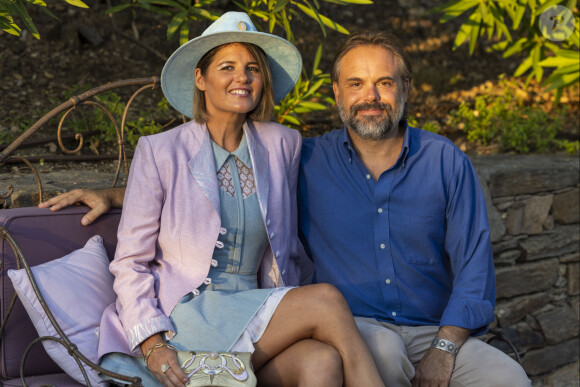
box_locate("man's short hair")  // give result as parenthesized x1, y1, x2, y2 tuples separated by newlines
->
(330, 30, 413, 89)
(193, 42, 274, 123)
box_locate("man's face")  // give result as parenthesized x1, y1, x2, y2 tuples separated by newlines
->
(333, 45, 408, 141)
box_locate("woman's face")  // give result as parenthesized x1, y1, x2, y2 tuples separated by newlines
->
(195, 43, 264, 120)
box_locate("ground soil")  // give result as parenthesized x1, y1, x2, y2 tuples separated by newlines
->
(0, 0, 579, 177)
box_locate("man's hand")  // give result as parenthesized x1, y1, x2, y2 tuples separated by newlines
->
(38, 187, 125, 226)
(411, 325, 470, 387)
(412, 347, 455, 387)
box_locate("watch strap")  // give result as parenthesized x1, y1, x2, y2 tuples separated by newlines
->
(430, 337, 460, 357)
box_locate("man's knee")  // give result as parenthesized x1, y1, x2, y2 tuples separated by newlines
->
(355, 318, 414, 386)
(452, 339, 531, 387)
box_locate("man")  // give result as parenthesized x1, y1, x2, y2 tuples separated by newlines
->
(297, 31, 529, 386)
(40, 30, 529, 386)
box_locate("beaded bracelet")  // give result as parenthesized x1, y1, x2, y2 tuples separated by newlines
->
(144, 343, 179, 368)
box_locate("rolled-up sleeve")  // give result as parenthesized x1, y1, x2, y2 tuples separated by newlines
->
(111, 136, 175, 351)
(441, 157, 496, 334)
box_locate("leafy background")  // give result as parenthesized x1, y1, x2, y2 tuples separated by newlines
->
(0, 0, 578, 156)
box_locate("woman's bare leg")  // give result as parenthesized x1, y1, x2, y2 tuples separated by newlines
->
(253, 283, 385, 387)
(256, 339, 343, 387)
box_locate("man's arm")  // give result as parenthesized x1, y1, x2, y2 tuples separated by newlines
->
(412, 325, 470, 387)
(38, 187, 126, 225)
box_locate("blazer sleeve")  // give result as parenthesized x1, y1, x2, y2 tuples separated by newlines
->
(109, 136, 174, 351)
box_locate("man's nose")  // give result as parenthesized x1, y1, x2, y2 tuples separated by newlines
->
(363, 85, 380, 102)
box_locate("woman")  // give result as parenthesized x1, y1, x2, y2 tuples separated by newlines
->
(95, 12, 384, 387)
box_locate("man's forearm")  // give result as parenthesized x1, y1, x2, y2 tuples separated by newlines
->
(435, 325, 470, 348)
(102, 187, 126, 208)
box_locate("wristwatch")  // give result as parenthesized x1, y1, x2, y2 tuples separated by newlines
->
(430, 337, 460, 357)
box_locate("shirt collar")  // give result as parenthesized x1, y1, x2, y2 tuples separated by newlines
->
(341, 120, 411, 166)
(211, 133, 251, 172)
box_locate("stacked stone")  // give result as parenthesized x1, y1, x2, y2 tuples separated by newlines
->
(473, 155, 579, 386)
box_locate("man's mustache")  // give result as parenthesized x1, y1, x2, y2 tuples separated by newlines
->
(351, 102, 393, 115)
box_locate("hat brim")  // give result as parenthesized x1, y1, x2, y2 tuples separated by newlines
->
(161, 31, 302, 118)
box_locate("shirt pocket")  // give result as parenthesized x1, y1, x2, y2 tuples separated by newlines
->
(400, 213, 445, 265)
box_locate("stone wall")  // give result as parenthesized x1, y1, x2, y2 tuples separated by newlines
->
(473, 155, 579, 386)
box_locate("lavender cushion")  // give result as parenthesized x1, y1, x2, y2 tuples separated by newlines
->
(7, 235, 115, 386)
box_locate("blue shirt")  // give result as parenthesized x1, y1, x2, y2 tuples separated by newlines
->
(298, 124, 496, 333)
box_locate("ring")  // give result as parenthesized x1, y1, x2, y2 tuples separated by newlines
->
(161, 363, 170, 373)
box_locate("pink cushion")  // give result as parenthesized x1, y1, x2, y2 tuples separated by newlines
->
(0, 206, 120, 380)
(8, 235, 115, 386)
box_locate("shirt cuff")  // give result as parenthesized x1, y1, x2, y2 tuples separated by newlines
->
(440, 298, 495, 335)
(126, 315, 175, 352)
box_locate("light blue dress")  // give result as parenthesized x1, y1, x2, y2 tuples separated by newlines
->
(100, 134, 287, 385)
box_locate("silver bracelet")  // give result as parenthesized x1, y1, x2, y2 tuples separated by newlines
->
(430, 337, 460, 357)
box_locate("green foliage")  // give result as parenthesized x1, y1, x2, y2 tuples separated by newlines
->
(429, 0, 579, 101)
(105, 0, 369, 46)
(0, 0, 87, 39)
(447, 78, 574, 153)
(408, 115, 442, 133)
(234, 0, 371, 42)
(274, 44, 334, 129)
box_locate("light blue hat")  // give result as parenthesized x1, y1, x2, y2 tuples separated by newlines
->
(161, 12, 303, 118)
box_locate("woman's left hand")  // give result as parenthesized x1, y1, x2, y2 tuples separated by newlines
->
(142, 335, 189, 387)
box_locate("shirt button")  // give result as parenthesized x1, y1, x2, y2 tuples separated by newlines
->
(377, 208, 383, 213)
(380, 243, 386, 249)
(267, 219, 271, 226)
(392, 312, 397, 317)
(385, 279, 391, 284)
(366, 174, 371, 180)
(275, 251, 280, 258)
(269, 232, 275, 239)
(219, 227, 227, 235)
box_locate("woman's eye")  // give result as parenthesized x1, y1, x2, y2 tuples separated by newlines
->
(248, 66, 260, 72)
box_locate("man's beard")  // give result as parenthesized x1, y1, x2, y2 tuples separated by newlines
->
(337, 96, 406, 141)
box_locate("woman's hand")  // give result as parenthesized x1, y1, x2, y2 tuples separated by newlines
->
(142, 336, 189, 387)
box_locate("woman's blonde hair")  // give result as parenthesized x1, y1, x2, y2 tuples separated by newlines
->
(193, 42, 274, 123)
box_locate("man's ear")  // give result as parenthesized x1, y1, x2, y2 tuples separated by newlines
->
(332, 81, 339, 101)
(195, 68, 206, 91)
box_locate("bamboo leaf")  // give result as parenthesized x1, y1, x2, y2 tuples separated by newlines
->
(279, 114, 302, 126)
(268, 11, 275, 32)
(514, 55, 533, 77)
(503, 37, 527, 57)
(453, 19, 471, 49)
(63, 0, 88, 7)
(312, 44, 322, 76)
(179, 21, 189, 46)
(468, 9, 482, 54)
(545, 71, 580, 90)
(298, 1, 326, 37)
(105, 4, 132, 14)
(167, 10, 187, 39)
(5, 0, 39, 38)
(273, 0, 290, 13)
(298, 101, 327, 110)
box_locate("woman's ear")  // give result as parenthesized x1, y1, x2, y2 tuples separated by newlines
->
(194, 68, 206, 91)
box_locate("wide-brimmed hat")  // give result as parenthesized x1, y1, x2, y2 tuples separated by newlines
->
(161, 12, 302, 118)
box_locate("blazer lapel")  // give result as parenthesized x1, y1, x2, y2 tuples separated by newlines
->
(188, 125, 220, 215)
(244, 121, 269, 220)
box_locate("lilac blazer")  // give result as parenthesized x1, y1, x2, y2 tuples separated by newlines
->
(98, 120, 305, 357)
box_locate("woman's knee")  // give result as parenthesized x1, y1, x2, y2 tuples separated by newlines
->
(304, 283, 349, 312)
(297, 342, 343, 386)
